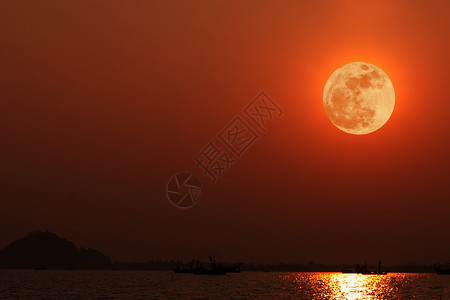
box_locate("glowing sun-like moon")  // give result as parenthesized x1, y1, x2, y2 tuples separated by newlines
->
(323, 62, 395, 135)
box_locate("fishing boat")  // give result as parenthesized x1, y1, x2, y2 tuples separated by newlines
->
(360, 261, 388, 275)
(172, 260, 194, 273)
(193, 266, 226, 275)
(435, 262, 450, 275)
(173, 256, 238, 275)
(341, 263, 368, 274)
(193, 256, 227, 275)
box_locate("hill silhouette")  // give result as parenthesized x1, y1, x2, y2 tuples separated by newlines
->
(0, 231, 111, 269)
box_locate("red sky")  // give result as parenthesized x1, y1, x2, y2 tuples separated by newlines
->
(0, 0, 449, 264)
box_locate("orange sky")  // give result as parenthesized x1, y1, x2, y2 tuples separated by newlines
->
(0, 0, 449, 264)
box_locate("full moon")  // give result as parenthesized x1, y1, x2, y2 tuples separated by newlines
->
(323, 62, 395, 135)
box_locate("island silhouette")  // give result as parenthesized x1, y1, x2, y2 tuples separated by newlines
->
(0, 231, 110, 269)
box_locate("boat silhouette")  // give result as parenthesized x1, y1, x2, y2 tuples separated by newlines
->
(341, 261, 388, 275)
(172, 256, 241, 275)
(435, 262, 450, 275)
(360, 261, 388, 275)
(172, 259, 194, 273)
(193, 256, 226, 275)
(193, 265, 226, 275)
(341, 263, 366, 273)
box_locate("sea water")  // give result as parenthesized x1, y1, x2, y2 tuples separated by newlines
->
(0, 270, 448, 299)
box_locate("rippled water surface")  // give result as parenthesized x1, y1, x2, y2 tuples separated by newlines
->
(0, 271, 448, 299)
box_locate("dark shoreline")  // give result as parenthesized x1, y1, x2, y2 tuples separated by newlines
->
(0, 232, 444, 274)
(0, 264, 439, 273)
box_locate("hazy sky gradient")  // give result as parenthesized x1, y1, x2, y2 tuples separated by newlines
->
(0, 0, 449, 264)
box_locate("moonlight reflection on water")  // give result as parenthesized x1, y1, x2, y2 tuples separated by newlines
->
(0, 270, 448, 299)
(278, 272, 448, 299)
